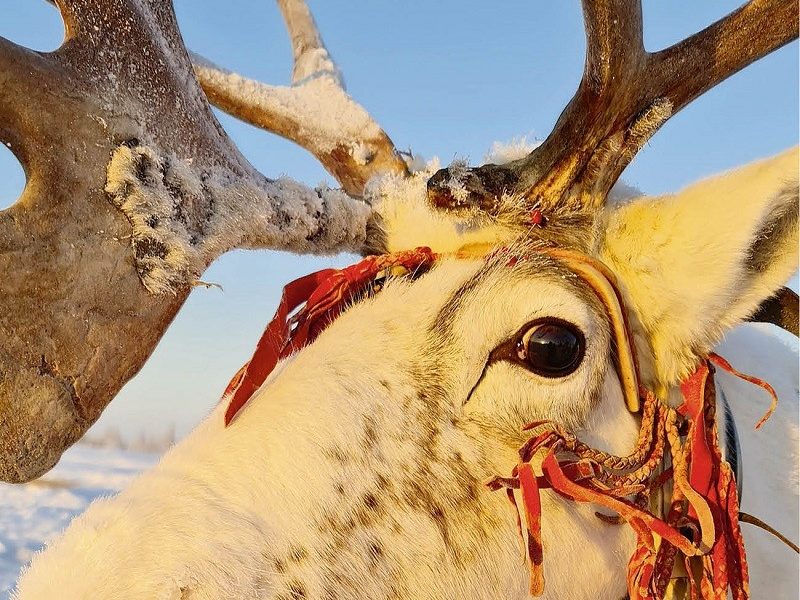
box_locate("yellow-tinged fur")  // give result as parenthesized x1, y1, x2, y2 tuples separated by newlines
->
(600, 147, 798, 394)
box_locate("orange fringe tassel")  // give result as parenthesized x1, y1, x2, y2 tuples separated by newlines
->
(488, 358, 777, 599)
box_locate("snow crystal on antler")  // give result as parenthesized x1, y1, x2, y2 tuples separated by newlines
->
(106, 144, 370, 294)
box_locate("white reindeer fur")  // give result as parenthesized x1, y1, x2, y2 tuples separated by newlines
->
(15, 149, 799, 599)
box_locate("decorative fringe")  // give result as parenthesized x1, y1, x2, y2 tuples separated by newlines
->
(488, 358, 778, 599)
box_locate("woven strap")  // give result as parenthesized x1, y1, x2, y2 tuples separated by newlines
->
(487, 357, 784, 599)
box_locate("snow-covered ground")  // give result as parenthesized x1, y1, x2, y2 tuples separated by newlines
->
(0, 445, 158, 598)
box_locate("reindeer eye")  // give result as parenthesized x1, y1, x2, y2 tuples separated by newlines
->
(515, 319, 584, 378)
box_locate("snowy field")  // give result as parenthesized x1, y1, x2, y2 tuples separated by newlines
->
(0, 445, 158, 597)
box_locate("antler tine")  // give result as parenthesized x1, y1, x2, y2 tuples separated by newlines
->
(428, 0, 798, 214)
(514, 0, 649, 208)
(0, 36, 55, 164)
(582, 0, 644, 89)
(277, 0, 342, 86)
(192, 0, 409, 198)
(653, 0, 799, 114)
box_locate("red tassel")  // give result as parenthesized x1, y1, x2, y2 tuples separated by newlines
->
(518, 462, 545, 595)
(709, 353, 778, 429)
(489, 357, 760, 599)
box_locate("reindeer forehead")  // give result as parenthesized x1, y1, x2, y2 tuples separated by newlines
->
(419, 251, 608, 340)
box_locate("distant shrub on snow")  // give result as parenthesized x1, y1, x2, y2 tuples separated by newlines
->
(79, 424, 177, 454)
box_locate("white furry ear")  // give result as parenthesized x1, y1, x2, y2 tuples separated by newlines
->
(599, 147, 798, 389)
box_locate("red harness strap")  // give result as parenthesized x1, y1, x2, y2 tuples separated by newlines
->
(222, 247, 437, 425)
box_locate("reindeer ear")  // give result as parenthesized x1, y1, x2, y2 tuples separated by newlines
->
(599, 147, 798, 389)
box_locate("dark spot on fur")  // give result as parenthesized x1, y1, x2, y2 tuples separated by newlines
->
(430, 504, 447, 529)
(323, 446, 351, 464)
(318, 510, 335, 533)
(278, 580, 306, 600)
(375, 473, 390, 492)
(273, 558, 286, 574)
(363, 492, 379, 511)
(146, 215, 159, 228)
(363, 415, 378, 450)
(379, 379, 391, 391)
(367, 539, 385, 568)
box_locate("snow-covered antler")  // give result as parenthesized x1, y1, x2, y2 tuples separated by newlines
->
(0, 0, 401, 482)
(428, 0, 799, 212)
(192, 0, 409, 198)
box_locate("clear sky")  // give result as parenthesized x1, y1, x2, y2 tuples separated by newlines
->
(1, 1, 797, 441)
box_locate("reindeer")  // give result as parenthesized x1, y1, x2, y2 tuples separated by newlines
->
(4, 0, 798, 598)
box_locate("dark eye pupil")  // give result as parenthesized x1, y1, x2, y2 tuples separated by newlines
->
(517, 322, 583, 377)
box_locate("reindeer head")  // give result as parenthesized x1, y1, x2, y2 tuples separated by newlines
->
(15, 162, 798, 597)
(9, 1, 798, 598)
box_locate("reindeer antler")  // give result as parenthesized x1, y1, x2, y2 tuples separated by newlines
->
(428, 0, 799, 212)
(191, 0, 409, 198)
(0, 0, 401, 482)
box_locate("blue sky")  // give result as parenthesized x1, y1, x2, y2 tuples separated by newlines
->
(1, 1, 797, 440)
